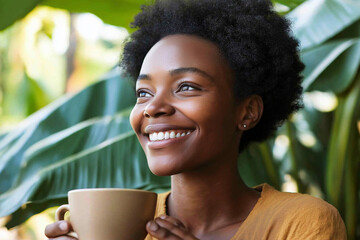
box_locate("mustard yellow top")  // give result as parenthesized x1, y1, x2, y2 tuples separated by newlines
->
(145, 184, 347, 240)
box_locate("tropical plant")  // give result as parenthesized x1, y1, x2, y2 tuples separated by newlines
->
(0, 0, 146, 32)
(0, 69, 171, 226)
(0, 0, 359, 239)
(287, 2, 360, 238)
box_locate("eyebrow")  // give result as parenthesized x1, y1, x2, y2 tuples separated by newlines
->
(137, 67, 214, 82)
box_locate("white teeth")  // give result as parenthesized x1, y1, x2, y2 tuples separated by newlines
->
(152, 132, 157, 141)
(158, 132, 164, 140)
(149, 130, 192, 141)
(170, 131, 175, 139)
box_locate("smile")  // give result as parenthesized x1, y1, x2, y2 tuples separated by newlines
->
(149, 130, 192, 141)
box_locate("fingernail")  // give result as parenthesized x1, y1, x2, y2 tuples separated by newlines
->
(59, 222, 68, 231)
(159, 215, 167, 219)
(148, 221, 159, 231)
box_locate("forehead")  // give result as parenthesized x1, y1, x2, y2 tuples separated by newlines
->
(140, 34, 230, 77)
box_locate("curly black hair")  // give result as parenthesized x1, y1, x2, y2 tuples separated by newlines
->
(120, 0, 304, 152)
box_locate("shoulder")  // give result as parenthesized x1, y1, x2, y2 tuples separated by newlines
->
(260, 184, 339, 216)
(260, 184, 335, 211)
(254, 184, 347, 239)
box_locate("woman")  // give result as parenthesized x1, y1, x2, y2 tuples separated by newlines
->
(45, 0, 347, 239)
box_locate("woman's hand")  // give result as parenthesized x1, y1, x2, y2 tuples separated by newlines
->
(146, 215, 199, 240)
(45, 220, 77, 239)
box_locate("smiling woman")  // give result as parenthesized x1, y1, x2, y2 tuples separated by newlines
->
(45, 0, 347, 239)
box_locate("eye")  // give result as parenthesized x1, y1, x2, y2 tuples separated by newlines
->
(178, 83, 198, 92)
(136, 90, 152, 98)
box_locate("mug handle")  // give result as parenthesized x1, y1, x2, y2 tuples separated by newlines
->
(55, 204, 79, 239)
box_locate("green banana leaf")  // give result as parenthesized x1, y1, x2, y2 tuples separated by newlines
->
(0, 0, 41, 30)
(288, 0, 360, 50)
(308, 40, 360, 94)
(0, 0, 147, 31)
(0, 69, 136, 193)
(238, 141, 281, 190)
(325, 74, 360, 208)
(325, 74, 360, 240)
(0, 133, 7, 142)
(343, 119, 360, 239)
(2, 73, 53, 118)
(2, 112, 170, 228)
(40, 0, 147, 31)
(331, 19, 360, 40)
(291, 105, 331, 192)
(343, 96, 360, 239)
(274, 0, 306, 11)
(301, 39, 360, 92)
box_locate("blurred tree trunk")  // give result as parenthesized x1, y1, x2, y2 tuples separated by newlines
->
(65, 13, 77, 93)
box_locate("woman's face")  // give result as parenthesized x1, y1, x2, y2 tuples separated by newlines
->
(130, 34, 242, 176)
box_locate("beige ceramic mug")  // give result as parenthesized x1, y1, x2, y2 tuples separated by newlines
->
(55, 188, 157, 240)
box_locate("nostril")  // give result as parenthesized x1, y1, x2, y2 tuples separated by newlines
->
(154, 111, 170, 118)
(143, 110, 151, 118)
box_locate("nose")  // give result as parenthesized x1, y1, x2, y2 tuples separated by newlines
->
(143, 92, 175, 118)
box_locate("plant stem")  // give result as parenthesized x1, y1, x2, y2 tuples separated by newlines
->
(259, 142, 280, 189)
(285, 121, 306, 193)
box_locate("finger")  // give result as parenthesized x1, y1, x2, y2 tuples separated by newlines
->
(158, 215, 186, 229)
(45, 221, 73, 238)
(48, 236, 77, 240)
(146, 220, 181, 240)
(154, 218, 198, 240)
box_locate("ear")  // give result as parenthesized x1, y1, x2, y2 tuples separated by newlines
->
(236, 95, 263, 131)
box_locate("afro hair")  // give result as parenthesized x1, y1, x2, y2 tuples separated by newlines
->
(120, 0, 304, 151)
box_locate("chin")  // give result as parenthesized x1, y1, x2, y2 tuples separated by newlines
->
(149, 165, 180, 176)
(149, 168, 173, 176)
(147, 156, 184, 176)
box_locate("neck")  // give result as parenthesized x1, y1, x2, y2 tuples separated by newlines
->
(168, 155, 260, 237)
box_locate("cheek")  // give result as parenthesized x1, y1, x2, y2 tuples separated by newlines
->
(129, 106, 142, 133)
(185, 98, 237, 146)
(180, 96, 235, 129)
